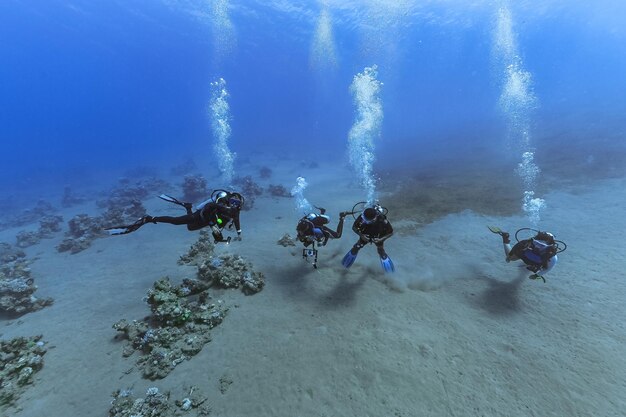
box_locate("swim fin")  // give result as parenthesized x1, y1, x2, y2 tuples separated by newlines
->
(380, 255, 395, 273)
(342, 250, 358, 268)
(488, 225, 510, 243)
(105, 216, 154, 236)
(487, 225, 504, 234)
(159, 194, 192, 210)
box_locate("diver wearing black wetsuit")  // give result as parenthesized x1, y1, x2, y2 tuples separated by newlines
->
(106, 191, 243, 243)
(296, 210, 347, 247)
(342, 205, 395, 273)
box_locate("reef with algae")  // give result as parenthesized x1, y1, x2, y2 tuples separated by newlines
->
(113, 277, 227, 380)
(0, 335, 47, 409)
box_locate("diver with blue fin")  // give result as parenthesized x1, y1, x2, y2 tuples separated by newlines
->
(296, 206, 348, 268)
(342, 202, 395, 273)
(105, 189, 243, 244)
(488, 226, 566, 282)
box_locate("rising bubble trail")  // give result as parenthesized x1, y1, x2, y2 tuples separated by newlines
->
(291, 176, 313, 214)
(494, 6, 544, 225)
(209, 0, 236, 65)
(210, 77, 235, 186)
(310, 1, 337, 70)
(348, 65, 383, 204)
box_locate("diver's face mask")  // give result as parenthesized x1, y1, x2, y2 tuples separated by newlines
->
(228, 197, 241, 208)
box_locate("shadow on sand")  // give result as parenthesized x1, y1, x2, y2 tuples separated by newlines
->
(475, 271, 527, 316)
(272, 248, 370, 309)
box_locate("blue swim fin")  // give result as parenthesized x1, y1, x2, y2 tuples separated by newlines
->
(342, 250, 358, 268)
(380, 255, 395, 273)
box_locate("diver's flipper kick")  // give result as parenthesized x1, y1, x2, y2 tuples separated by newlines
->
(343, 202, 395, 273)
(158, 194, 192, 210)
(380, 255, 395, 273)
(105, 216, 155, 236)
(342, 250, 358, 268)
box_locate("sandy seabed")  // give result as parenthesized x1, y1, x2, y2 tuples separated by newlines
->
(2, 158, 625, 417)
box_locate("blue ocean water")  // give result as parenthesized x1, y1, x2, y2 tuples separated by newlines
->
(2, 2, 626, 415)
(1, 0, 624, 198)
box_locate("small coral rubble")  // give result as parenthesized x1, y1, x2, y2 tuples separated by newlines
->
(277, 233, 296, 247)
(109, 386, 209, 417)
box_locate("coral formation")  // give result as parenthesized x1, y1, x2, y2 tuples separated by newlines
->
(0, 244, 53, 315)
(14, 200, 58, 228)
(180, 232, 265, 295)
(267, 184, 291, 197)
(113, 278, 227, 380)
(97, 177, 171, 210)
(109, 386, 209, 417)
(114, 233, 264, 380)
(181, 175, 208, 203)
(177, 231, 215, 266)
(277, 233, 296, 247)
(197, 254, 265, 295)
(56, 214, 105, 254)
(38, 215, 63, 237)
(61, 185, 86, 208)
(0, 200, 60, 232)
(171, 158, 198, 176)
(15, 231, 40, 249)
(15, 215, 64, 248)
(259, 166, 272, 179)
(0, 335, 47, 408)
(101, 199, 146, 229)
(233, 175, 263, 210)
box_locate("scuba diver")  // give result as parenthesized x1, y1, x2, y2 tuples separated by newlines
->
(105, 190, 244, 244)
(488, 226, 566, 282)
(296, 207, 348, 268)
(342, 202, 395, 273)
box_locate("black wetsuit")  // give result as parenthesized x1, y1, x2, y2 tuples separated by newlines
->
(153, 201, 241, 240)
(297, 215, 345, 247)
(349, 215, 393, 257)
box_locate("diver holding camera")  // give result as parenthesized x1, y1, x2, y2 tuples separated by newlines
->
(296, 207, 348, 268)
